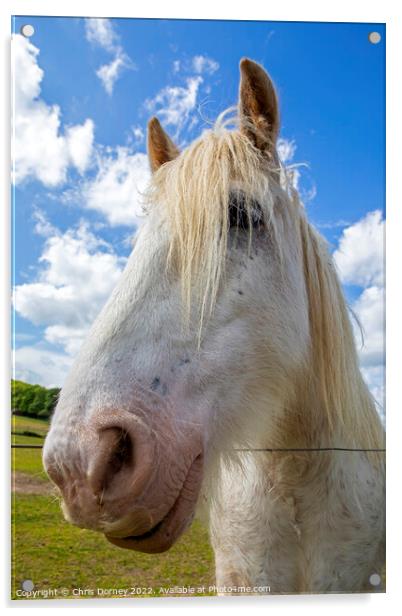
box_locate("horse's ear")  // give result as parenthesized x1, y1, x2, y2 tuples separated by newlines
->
(147, 117, 180, 172)
(238, 58, 280, 155)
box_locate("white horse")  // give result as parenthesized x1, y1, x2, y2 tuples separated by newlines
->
(43, 58, 385, 594)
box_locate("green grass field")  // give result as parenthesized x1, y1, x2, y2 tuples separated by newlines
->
(12, 415, 48, 479)
(12, 414, 49, 438)
(11, 415, 215, 600)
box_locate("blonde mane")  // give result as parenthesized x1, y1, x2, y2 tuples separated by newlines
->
(145, 115, 384, 456)
(298, 215, 384, 456)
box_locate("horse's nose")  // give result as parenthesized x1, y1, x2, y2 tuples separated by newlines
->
(43, 410, 155, 523)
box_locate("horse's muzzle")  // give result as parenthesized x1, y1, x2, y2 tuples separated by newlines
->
(42, 405, 204, 552)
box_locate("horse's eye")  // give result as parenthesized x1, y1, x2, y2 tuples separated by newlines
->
(228, 192, 263, 230)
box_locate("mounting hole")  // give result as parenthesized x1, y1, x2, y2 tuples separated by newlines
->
(368, 32, 381, 45)
(369, 573, 381, 586)
(21, 579, 34, 591)
(20, 24, 35, 38)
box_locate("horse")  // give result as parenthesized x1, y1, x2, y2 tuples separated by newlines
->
(43, 58, 385, 594)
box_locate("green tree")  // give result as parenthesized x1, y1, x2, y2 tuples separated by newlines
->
(11, 380, 61, 418)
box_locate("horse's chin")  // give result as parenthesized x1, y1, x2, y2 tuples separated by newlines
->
(105, 452, 203, 554)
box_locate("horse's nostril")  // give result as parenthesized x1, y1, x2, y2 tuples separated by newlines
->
(87, 427, 134, 496)
(103, 429, 133, 489)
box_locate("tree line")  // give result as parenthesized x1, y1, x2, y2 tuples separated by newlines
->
(11, 379, 60, 420)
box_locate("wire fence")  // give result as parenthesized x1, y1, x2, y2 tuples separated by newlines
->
(11, 444, 386, 452)
(12, 444, 43, 449)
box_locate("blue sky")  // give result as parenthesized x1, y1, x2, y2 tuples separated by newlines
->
(11, 17, 385, 409)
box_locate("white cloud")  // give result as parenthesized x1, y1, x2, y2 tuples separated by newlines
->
(85, 18, 118, 52)
(44, 325, 91, 357)
(332, 210, 385, 412)
(65, 119, 94, 173)
(145, 76, 203, 135)
(172, 55, 219, 77)
(333, 210, 384, 287)
(14, 344, 74, 389)
(33, 209, 58, 238)
(12, 34, 95, 187)
(85, 18, 133, 95)
(96, 55, 128, 95)
(132, 125, 145, 144)
(192, 55, 219, 75)
(277, 138, 297, 164)
(13, 221, 126, 363)
(84, 149, 150, 226)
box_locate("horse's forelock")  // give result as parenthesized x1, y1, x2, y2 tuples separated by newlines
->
(144, 116, 286, 325)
